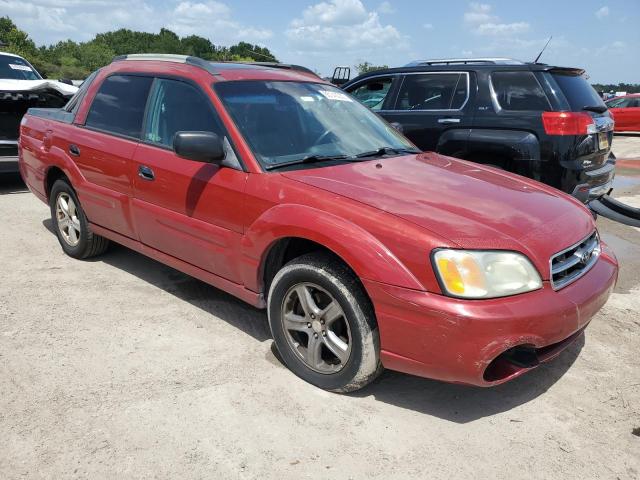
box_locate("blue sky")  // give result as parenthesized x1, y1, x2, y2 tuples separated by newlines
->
(3, 0, 639, 83)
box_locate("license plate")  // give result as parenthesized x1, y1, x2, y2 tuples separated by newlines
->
(598, 132, 609, 151)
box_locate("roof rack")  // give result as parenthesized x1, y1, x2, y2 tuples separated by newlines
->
(405, 58, 525, 67)
(111, 54, 319, 77)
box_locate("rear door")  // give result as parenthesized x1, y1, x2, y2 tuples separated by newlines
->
(73, 73, 153, 238)
(131, 77, 248, 283)
(380, 72, 473, 152)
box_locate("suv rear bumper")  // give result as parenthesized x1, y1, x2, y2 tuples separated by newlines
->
(364, 242, 618, 386)
(572, 157, 615, 202)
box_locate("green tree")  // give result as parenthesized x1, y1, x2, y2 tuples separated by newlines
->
(1, 17, 279, 79)
(356, 61, 389, 74)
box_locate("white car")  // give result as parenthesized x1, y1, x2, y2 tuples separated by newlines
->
(1, 52, 78, 173)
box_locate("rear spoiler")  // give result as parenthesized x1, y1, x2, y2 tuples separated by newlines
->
(547, 67, 586, 76)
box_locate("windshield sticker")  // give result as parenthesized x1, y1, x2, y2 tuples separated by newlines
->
(319, 90, 352, 102)
(9, 64, 33, 71)
(300, 96, 315, 102)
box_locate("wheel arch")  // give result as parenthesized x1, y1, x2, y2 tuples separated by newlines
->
(242, 204, 424, 297)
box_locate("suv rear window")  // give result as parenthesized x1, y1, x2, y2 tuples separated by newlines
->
(551, 73, 606, 111)
(491, 71, 550, 111)
(396, 73, 468, 110)
(85, 74, 153, 138)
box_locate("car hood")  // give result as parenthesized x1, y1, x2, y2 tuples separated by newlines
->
(282, 153, 596, 278)
(0, 79, 78, 96)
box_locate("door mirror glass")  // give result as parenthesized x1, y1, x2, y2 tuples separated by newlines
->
(173, 131, 225, 164)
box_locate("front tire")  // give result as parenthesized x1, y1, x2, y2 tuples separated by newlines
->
(268, 253, 382, 392)
(50, 179, 109, 259)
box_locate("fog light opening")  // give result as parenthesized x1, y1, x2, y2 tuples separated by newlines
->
(483, 345, 539, 382)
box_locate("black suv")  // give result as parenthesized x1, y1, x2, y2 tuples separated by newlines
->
(342, 58, 615, 203)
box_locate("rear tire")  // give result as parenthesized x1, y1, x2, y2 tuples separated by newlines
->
(50, 179, 109, 259)
(268, 252, 382, 392)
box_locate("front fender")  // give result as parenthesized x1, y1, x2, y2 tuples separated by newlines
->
(240, 204, 425, 293)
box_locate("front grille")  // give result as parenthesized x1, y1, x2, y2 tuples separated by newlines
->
(550, 231, 600, 290)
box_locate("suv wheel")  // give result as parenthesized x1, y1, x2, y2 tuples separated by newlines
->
(268, 252, 382, 392)
(50, 179, 109, 259)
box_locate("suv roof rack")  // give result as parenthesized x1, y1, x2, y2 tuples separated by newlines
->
(405, 58, 525, 67)
(111, 54, 319, 77)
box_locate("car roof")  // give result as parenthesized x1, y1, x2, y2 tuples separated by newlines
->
(110, 54, 325, 83)
(343, 62, 585, 88)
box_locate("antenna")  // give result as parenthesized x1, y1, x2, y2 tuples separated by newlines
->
(533, 36, 552, 64)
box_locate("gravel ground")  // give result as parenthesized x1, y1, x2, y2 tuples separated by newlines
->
(1, 160, 639, 479)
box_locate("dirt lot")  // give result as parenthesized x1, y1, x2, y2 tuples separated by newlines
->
(1, 137, 639, 479)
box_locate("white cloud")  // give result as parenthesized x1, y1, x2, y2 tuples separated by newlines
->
(463, 2, 530, 36)
(377, 1, 395, 14)
(3, 0, 271, 46)
(167, 1, 273, 43)
(286, 0, 406, 52)
(595, 6, 609, 19)
(463, 3, 495, 24)
(475, 21, 529, 36)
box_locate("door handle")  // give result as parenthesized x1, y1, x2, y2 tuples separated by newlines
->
(138, 165, 155, 181)
(438, 118, 461, 124)
(69, 144, 80, 156)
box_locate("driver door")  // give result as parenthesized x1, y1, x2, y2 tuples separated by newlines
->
(131, 76, 248, 283)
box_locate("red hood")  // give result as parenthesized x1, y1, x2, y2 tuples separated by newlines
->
(282, 153, 596, 279)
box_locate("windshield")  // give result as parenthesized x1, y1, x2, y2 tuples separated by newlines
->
(0, 54, 41, 81)
(551, 73, 605, 111)
(214, 81, 416, 169)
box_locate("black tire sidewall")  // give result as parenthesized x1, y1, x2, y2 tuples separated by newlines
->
(268, 260, 375, 392)
(49, 180, 90, 259)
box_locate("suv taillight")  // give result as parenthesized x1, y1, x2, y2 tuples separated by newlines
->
(542, 111, 596, 136)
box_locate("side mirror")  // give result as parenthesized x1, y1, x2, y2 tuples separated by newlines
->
(59, 78, 73, 86)
(173, 131, 225, 164)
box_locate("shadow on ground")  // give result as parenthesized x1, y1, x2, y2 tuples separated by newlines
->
(41, 217, 582, 423)
(0, 174, 28, 195)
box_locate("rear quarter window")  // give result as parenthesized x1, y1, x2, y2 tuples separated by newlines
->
(491, 71, 550, 111)
(85, 74, 153, 138)
(552, 73, 606, 111)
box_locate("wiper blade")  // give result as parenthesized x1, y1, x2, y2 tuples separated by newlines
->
(265, 154, 350, 171)
(583, 105, 607, 114)
(354, 146, 419, 159)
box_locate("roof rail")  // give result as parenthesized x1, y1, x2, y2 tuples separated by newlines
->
(405, 58, 524, 67)
(111, 54, 320, 78)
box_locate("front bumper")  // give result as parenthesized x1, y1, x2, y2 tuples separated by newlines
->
(364, 243, 618, 386)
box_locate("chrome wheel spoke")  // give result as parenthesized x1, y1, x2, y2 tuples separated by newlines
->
(320, 300, 342, 326)
(68, 198, 77, 218)
(306, 334, 323, 369)
(67, 224, 78, 244)
(296, 285, 321, 317)
(323, 331, 349, 364)
(58, 195, 69, 216)
(283, 312, 308, 332)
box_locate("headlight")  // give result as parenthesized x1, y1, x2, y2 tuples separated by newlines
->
(432, 249, 542, 299)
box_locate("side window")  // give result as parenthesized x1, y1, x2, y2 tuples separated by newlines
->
(349, 77, 393, 111)
(606, 97, 630, 108)
(143, 78, 223, 147)
(630, 98, 640, 108)
(491, 71, 550, 111)
(85, 75, 153, 138)
(395, 73, 467, 111)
